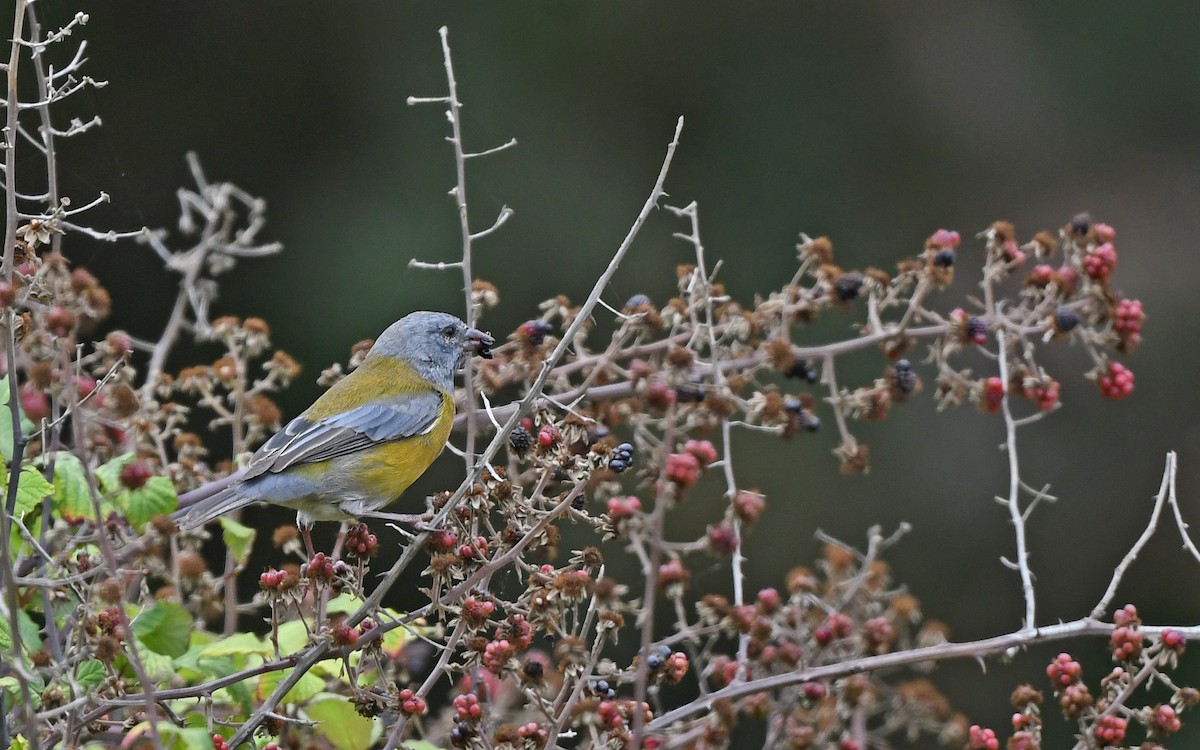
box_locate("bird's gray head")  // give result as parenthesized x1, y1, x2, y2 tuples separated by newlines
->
(368, 311, 494, 391)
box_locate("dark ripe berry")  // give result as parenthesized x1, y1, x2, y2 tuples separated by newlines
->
(786, 359, 818, 383)
(625, 293, 652, 309)
(608, 459, 627, 472)
(1069, 212, 1091, 236)
(892, 360, 917, 395)
(675, 377, 704, 403)
(570, 494, 586, 511)
(932, 248, 955, 268)
(523, 658, 545, 680)
(119, 461, 153, 490)
(784, 396, 803, 414)
(834, 271, 865, 302)
(1055, 307, 1080, 333)
(802, 414, 820, 432)
(646, 654, 663, 670)
(509, 425, 533, 455)
(966, 316, 988, 345)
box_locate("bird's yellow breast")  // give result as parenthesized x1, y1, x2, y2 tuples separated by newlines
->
(352, 398, 455, 498)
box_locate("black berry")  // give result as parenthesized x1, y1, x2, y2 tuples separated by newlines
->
(834, 271, 865, 302)
(933, 248, 955, 268)
(892, 359, 918, 395)
(509, 425, 533, 455)
(1055, 307, 1080, 333)
(1069, 212, 1091, 236)
(786, 359, 818, 383)
(625, 293, 653, 309)
(966, 316, 988, 345)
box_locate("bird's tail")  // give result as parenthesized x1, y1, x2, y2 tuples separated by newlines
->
(173, 486, 253, 531)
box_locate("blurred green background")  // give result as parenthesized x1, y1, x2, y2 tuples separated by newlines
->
(26, 0, 1200, 742)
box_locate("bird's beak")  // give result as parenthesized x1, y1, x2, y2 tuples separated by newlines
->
(463, 327, 495, 359)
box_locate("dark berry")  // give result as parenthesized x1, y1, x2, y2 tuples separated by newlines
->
(1069, 212, 1091, 236)
(932, 248, 955, 268)
(786, 359, 818, 383)
(625, 294, 653, 309)
(784, 396, 803, 414)
(965, 316, 988, 345)
(608, 459, 627, 472)
(834, 271, 865, 302)
(509, 425, 533, 455)
(1055, 307, 1080, 333)
(675, 377, 704, 403)
(571, 494, 586, 511)
(647, 654, 664, 670)
(802, 414, 820, 432)
(892, 360, 917, 395)
(523, 658, 545, 680)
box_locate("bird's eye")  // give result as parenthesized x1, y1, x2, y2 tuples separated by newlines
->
(441, 324, 458, 339)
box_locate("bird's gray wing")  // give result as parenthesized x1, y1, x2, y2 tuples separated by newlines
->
(241, 391, 445, 479)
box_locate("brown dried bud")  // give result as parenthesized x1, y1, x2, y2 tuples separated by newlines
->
(176, 550, 207, 579)
(97, 578, 123, 603)
(807, 236, 834, 265)
(243, 317, 270, 336)
(273, 525, 299, 547)
(991, 220, 1016, 242)
(212, 356, 238, 384)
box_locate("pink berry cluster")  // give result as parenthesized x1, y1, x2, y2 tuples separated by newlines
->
(397, 687, 427, 715)
(1097, 361, 1134, 400)
(344, 522, 378, 559)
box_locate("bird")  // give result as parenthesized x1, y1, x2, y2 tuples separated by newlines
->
(174, 310, 494, 554)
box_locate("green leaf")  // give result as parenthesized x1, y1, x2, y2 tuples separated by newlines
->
(9, 734, 30, 750)
(0, 464, 54, 519)
(75, 659, 105, 691)
(0, 378, 12, 463)
(219, 516, 256, 567)
(116, 476, 177, 531)
(326, 593, 364, 615)
(0, 608, 43, 654)
(50, 452, 95, 522)
(198, 631, 271, 658)
(257, 666, 324, 705)
(94, 452, 135, 494)
(308, 695, 381, 750)
(276, 619, 312, 656)
(131, 601, 192, 658)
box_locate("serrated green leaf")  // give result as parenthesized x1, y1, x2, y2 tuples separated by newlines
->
(218, 516, 256, 566)
(0, 673, 43, 708)
(308, 695, 381, 750)
(95, 452, 135, 494)
(0, 464, 53, 519)
(116, 476, 177, 531)
(257, 666, 324, 705)
(10, 734, 30, 750)
(75, 659, 105, 691)
(50, 452, 95, 522)
(131, 601, 192, 658)
(198, 631, 271, 658)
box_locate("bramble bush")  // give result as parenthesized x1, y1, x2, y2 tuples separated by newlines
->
(0, 8, 1192, 750)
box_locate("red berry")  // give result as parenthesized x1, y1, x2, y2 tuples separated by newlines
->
(756, 588, 781, 614)
(665, 452, 701, 487)
(967, 725, 1000, 750)
(537, 425, 557, 447)
(119, 461, 153, 490)
(1046, 652, 1082, 687)
(1083, 242, 1117, 279)
(0, 283, 15, 308)
(733, 491, 766, 523)
(931, 228, 960, 248)
(981, 376, 1005, 413)
(1098, 362, 1134, 400)
(1161, 628, 1187, 653)
(683, 439, 718, 466)
(1094, 714, 1126, 746)
(18, 384, 49, 422)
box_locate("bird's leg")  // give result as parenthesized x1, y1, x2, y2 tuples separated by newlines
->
(358, 510, 429, 526)
(301, 526, 316, 559)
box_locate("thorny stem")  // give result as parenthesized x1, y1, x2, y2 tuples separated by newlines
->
(646, 616, 1195, 731)
(1091, 452, 1175, 620)
(996, 326, 1037, 630)
(436, 26, 482, 467)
